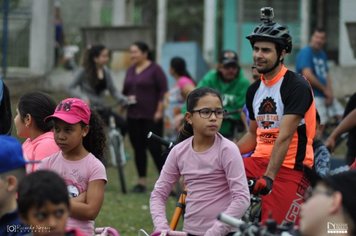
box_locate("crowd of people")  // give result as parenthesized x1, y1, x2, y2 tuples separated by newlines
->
(1, 6, 356, 236)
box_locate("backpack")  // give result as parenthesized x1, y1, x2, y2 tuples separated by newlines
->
(0, 81, 12, 135)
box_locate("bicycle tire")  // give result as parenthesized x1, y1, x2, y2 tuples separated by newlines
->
(110, 135, 127, 194)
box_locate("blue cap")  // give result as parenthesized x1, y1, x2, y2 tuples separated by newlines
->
(0, 135, 26, 174)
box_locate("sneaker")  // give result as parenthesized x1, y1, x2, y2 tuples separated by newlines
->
(132, 184, 146, 193)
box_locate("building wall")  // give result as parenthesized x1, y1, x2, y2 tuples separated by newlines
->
(223, 0, 301, 66)
(339, 0, 356, 66)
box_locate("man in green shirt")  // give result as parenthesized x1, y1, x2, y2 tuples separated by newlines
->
(197, 50, 250, 139)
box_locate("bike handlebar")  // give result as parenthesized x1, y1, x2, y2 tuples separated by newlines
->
(218, 213, 299, 236)
(217, 213, 244, 228)
(147, 132, 174, 149)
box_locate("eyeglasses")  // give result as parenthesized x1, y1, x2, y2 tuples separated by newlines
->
(191, 108, 225, 119)
(304, 187, 334, 201)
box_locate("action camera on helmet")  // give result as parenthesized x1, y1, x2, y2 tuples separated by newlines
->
(260, 7, 274, 23)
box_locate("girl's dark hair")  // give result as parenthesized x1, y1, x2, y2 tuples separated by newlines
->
(18, 91, 57, 132)
(170, 57, 195, 84)
(132, 41, 154, 61)
(82, 110, 106, 161)
(186, 87, 222, 112)
(18, 170, 69, 219)
(83, 44, 107, 88)
(176, 87, 223, 143)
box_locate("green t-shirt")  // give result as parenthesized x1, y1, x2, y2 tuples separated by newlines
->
(196, 69, 250, 137)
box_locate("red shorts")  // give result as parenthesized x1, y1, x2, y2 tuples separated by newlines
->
(243, 157, 309, 225)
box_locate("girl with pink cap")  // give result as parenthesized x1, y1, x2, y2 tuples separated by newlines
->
(39, 97, 107, 235)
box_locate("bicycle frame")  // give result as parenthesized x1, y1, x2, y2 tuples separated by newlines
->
(92, 104, 127, 194)
(108, 116, 126, 166)
(170, 189, 187, 230)
(106, 113, 127, 194)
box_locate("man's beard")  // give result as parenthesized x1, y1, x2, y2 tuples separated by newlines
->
(257, 57, 281, 74)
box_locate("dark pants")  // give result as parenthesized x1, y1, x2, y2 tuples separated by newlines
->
(127, 118, 165, 177)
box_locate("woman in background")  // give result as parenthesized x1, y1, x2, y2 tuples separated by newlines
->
(123, 41, 168, 193)
(68, 44, 128, 135)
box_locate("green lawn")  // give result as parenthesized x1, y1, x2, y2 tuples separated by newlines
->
(95, 138, 181, 235)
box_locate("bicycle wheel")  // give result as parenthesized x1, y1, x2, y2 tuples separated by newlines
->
(110, 135, 127, 194)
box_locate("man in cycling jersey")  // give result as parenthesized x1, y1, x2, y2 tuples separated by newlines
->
(236, 7, 316, 225)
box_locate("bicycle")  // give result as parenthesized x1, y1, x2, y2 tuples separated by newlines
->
(217, 213, 298, 236)
(93, 104, 128, 194)
(241, 179, 262, 224)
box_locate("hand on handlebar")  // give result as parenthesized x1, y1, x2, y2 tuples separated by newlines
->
(126, 95, 137, 105)
(253, 176, 273, 195)
(324, 136, 336, 152)
(119, 95, 137, 107)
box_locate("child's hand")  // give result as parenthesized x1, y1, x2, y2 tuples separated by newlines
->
(72, 191, 87, 203)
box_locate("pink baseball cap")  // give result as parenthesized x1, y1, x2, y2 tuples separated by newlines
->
(45, 98, 91, 124)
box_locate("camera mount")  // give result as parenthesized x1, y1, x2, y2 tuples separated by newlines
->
(260, 7, 274, 24)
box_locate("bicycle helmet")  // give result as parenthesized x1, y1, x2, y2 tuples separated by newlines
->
(246, 7, 292, 53)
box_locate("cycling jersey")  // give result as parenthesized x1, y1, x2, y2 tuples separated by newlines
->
(246, 65, 316, 169)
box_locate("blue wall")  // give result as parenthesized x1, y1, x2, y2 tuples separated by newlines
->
(223, 0, 237, 53)
(161, 42, 209, 88)
(222, 0, 301, 65)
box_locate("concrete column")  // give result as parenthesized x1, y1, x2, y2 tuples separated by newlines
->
(125, 0, 134, 25)
(29, 0, 54, 74)
(203, 0, 216, 65)
(90, 0, 103, 26)
(156, 0, 167, 63)
(112, 0, 126, 26)
(300, 0, 310, 47)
